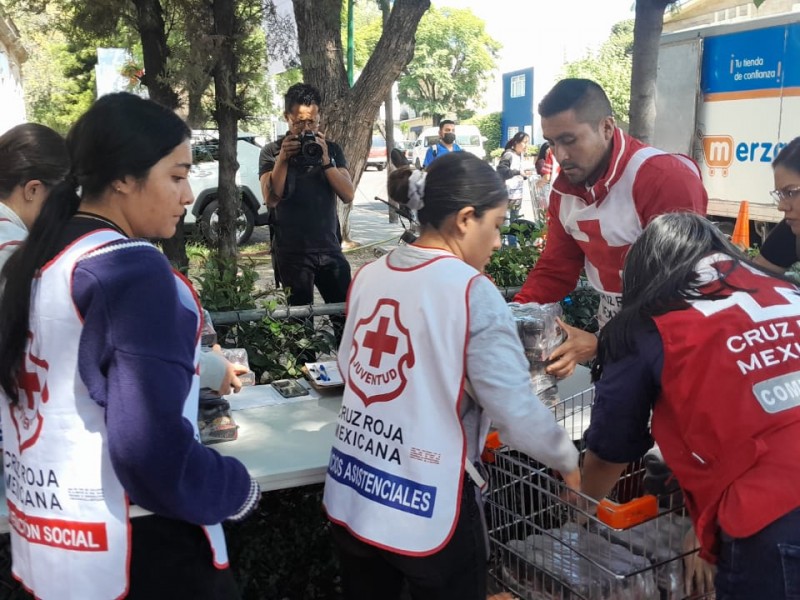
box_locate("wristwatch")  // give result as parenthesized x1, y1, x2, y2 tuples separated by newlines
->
(322, 159, 336, 171)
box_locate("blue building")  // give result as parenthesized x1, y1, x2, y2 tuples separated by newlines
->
(501, 67, 534, 146)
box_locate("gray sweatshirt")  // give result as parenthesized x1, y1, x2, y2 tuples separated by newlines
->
(384, 245, 579, 475)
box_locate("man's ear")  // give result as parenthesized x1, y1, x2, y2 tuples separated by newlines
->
(601, 115, 616, 140)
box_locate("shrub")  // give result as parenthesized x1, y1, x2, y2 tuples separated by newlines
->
(195, 255, 337, 382)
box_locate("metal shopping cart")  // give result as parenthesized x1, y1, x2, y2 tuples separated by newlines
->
(485, 387, 709, 600)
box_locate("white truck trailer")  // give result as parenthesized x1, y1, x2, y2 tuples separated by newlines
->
(653, 12, 800, 242)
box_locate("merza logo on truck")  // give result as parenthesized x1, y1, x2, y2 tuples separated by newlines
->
(702, 135, 787, 176)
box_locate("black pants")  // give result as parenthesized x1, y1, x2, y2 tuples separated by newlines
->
(330, 485, 487, 600)
(128, 515, 240, 599)
(273, 250, 351, 306)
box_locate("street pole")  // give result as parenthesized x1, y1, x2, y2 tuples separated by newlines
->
(347, 0, 354, 87)
(381, 0, 399, 222)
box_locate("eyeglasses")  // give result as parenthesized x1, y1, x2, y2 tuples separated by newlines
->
(289, 119, 319, 129)
(770, 187, 800, 205)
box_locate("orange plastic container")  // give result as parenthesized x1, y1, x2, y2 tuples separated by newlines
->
(596, 495, 658, 529)
(481, 431, 502, 464)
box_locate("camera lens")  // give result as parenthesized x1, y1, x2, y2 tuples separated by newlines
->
(303, 140, 323, 159)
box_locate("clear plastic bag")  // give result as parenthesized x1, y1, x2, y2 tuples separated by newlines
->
(508, 302, 565, 407)
(508, 523, 657, 599)
(594, 514, 694, 599)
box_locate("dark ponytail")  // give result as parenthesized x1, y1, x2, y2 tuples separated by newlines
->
(0, 181, 81, 401)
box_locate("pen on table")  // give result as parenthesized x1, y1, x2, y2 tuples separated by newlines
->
(318, 364, 331, 382)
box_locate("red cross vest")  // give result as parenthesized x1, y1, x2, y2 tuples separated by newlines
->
(1, 231, 228, 599)
(652, 255, 800, 561)
(557, 147, 697, 325)
(323, 251, 477, 555)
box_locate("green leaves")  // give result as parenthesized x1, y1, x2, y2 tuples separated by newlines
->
(562, 19, 634, 123)
(397, 6, 500, 121)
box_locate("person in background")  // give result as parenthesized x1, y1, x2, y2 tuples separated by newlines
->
(755, 137, 800, 274)
(258, 82, 354, 310)
(422, 119, 462, 169)
(0, 92, 260, 600)
(324, 152, 580, 600)
(0, 123, 69, 269)
(513, 78, 708, 377)
(496, 131, 532, 246)
(581, 212, 800, 599)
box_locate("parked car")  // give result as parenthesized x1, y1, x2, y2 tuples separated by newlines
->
(187, 131, 269, 245)
(411, 124, 486, 169)
(365, 135, 387, 171)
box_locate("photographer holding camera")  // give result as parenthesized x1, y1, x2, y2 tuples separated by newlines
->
(259, 83, 354, 309)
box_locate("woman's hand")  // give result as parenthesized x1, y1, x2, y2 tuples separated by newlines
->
(210, 344, 246, 396)
(546, 318, 598, 378)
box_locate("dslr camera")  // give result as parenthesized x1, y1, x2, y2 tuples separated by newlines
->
(290, 131, 324, 168)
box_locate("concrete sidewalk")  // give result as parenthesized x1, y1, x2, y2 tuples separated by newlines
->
(347, 196, 408, 248)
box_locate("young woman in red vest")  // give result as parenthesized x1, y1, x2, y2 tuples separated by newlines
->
(324, 151, 581, 600)
(582, 212, 800, 599)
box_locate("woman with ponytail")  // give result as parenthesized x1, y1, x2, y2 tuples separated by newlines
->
(0, 93, 259, 600)
(323, 151, 580, 600)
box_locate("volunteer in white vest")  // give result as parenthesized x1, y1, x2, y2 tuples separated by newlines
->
(323, 151, 580, 600)
(496, 131, 533, 247)
(0, 124, 69, 273)
(0, 93, 260, 600)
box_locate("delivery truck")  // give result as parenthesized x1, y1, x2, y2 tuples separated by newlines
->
(653, 12, 800, 242)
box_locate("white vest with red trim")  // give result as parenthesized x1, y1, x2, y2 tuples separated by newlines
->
(1, 231, 228, 600)
(323, 251, 475, 556)
(557, 147, 697, 326)
(652, 255, 800, 561)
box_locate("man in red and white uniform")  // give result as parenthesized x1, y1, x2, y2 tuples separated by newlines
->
(514, 79, 708, 377)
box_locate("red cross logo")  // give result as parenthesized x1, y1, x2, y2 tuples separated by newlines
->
(575, 219, 630, 293)
(11, 333, 49, 452)
(349, 299, 415, 406)
(363, 317, 399, 368)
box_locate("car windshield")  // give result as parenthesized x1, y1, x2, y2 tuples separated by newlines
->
(372, 136, 386, 148)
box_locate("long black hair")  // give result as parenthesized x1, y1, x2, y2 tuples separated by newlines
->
(0, 92, 190, 403)
(598, 212, 781, 366)
(0, 123, 69, 201)
(504, 131, 529, 152)
(387, 152, 507, 230)
(774, 136, 800, 173)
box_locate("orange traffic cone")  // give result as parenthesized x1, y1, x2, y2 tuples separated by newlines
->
(731, 200, 750, 249)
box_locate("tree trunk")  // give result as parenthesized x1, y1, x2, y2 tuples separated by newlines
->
(628, 0, 675, 143)
(211, 0, 241, 262)
(133, 0, 189, 271)
(292, 0, 429, 243)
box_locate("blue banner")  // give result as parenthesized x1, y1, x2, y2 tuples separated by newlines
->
(328, 447, 437, 518)
(702, 25, 786, 94)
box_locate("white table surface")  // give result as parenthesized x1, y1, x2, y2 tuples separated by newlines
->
(0, 367, 592, 534)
